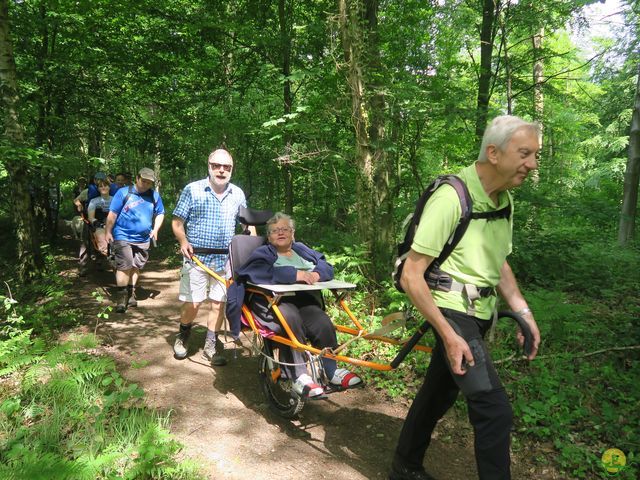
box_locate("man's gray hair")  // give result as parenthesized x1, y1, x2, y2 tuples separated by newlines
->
(208, 148, 233, 164)
(267, 212, 295, 231)
(478, 115, 541, 162)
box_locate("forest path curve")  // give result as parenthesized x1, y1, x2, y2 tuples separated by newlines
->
(65, 251, 559, 480)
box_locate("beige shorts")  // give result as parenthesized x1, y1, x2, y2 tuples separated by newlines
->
(178, 261, 228, 303)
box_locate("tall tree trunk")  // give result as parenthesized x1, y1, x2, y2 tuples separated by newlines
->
(154, 139, 162, 193)
(88, 126, 101, 158)
(618, 65, 640, 245)
(35, 1, 50, 149)
(279, 0, 294, 214)
(531, 27, 544, 183)
(338, 0, 391, 280)
(34, 3, 60, 243)
(532, 28, 544, 130)
(500, 16, 512, 114)
(0, 0, 44, 282)
(475, 0, 499, 140)
(365, 0, 393, 279)
(339, 0, 373, 243)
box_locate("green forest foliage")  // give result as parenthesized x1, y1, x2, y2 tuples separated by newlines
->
(1, 0, 639, 479)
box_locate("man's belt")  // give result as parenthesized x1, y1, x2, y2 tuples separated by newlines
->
(192, 247, 229, 254)
(427, 272, 495, 299)
(427, 270, 495, 316)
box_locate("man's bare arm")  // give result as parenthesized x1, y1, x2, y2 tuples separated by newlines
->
(172, 217, 193, 258)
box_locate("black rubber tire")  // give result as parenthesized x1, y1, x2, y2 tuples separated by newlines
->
(258, 344, 304, 418)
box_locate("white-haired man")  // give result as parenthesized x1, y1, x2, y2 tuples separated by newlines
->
(172, 149, 253, 366)
(389, 115, 542, 480)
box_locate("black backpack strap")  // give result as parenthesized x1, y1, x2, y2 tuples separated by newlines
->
(393, 175, 471, 292)
(147, 189, 157, 209)
(122, 185, 134, 207)
(470, 202, 511, 221)
(432, 175, 473, 269)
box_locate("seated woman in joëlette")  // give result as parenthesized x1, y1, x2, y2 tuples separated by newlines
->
(235, 212, 362, 399)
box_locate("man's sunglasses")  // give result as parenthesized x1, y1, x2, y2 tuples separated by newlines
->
(209, 162, 233, 172)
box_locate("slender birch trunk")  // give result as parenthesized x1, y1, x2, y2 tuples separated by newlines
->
(0, 0, 44, 282)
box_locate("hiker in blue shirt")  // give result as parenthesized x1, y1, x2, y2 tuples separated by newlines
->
(105, 167, 165, 313)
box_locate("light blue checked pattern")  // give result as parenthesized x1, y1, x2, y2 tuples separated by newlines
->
(173, 178, 247, 270)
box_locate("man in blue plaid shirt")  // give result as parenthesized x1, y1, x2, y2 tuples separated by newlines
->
(172, 149, 252, 366)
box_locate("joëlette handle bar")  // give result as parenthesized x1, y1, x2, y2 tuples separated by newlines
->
(390, 321, 431, 369)
(494, 310, 534, 357)
(389, 310, 534, 368)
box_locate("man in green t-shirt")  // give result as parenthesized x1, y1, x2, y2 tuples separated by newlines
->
(389, 115, 541, 480)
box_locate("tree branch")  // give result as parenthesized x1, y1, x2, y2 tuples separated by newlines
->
(511, 50, 607, 100)
(494, 345, 640, 364)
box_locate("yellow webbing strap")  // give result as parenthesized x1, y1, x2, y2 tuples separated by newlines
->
(190, 255, 228, 286)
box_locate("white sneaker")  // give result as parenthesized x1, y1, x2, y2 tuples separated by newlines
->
(292, 374, 324, 399)
(329, 368, 363, 389)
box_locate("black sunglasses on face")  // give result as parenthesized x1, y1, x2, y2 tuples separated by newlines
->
(209, 162, 233, 172)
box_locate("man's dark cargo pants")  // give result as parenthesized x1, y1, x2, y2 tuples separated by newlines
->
(393, 308, 513, 480)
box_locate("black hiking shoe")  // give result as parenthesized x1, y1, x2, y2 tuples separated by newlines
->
(389, 462, 436, 480)
(115, 288, 128, 313)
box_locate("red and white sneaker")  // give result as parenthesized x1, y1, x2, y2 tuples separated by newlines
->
(329, 368, 363, 389)
(293, 374, 325, 399)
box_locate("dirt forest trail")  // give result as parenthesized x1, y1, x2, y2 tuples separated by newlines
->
(64, 248, 560, 480)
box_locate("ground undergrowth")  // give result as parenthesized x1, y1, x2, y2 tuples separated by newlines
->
(0, 256, 204, 480)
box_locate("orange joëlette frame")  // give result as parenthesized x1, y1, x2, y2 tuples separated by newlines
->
(190, 255, 431, 371)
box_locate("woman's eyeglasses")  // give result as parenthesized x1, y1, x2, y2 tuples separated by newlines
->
(209, 162, 233, 172)
(269, 227, 292, 234)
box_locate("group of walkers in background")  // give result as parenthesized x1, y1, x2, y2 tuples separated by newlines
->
(72, 168, 165, 313)
(72, 171, 131, 275)
(67, 114, 541, 480)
